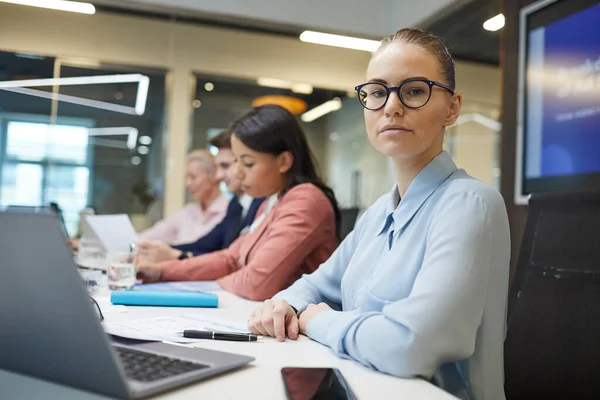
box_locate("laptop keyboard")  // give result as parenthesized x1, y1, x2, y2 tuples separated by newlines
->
(114, 346, 209, 382)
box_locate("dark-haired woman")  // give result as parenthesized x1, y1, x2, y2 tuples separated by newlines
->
(137, 105, 340, 302)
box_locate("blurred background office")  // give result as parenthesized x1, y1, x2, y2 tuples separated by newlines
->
(4, 1, 600, 398)
(0, 0, 502, 237)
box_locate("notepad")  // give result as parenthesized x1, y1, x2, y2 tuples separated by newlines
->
(111, 290, 218, 308)
(103, 315, 250, 343)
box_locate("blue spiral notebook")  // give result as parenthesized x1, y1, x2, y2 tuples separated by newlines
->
(111, 282, 219, 308)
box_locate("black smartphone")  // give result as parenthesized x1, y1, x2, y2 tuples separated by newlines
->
(281, 367, 357, 400)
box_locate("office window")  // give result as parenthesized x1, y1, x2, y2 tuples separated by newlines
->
(6, 121, 89, 163)
(0, 121, 90, 235)
(0, 163, 43, 206)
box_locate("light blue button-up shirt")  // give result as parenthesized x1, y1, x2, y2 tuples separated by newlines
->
(275, 151, 510, 400)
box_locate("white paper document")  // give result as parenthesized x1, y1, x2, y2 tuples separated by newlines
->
(85, 214, 138, 252)
(95, 296, 128, 315)
(103, 314, 250, 343)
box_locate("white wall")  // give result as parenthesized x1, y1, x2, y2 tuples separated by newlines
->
(93, 0, 462, 38)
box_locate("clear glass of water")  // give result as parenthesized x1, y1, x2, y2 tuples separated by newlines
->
(77, 238, 106, 269)
(107, 251, 136, 290)
(78, 268, 106, 293)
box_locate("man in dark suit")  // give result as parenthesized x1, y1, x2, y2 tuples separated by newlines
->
(137, 130, 264, 262)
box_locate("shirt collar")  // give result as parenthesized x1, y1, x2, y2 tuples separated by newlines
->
(263, 193, 279, 213)
(377, 151, 458, 237)
(204, 192, 229, 217)
(238, 194, 254, 214)
(248, 193, 278, 233)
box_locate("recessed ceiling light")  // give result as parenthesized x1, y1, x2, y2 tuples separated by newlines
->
(299, 30, 380, 52)
(483, 14, 505, 31)
(257, 77, 313, 94)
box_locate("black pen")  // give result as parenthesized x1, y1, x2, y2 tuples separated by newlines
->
(182, 330, 260, 342)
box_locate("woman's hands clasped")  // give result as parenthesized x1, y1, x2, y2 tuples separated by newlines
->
(247, 299, 332, 342)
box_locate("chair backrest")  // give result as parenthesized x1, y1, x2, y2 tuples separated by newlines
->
(505, 189, 600, 399)
(339, 207, 360, 241)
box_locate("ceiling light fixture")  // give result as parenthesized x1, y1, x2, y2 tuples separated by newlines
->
(301, 98, 342, 122)
(257, 77, 314, 94)
(0, 73, 150, 115)
(257, 77, 291, 89)
(139, 135, 152, 145)
(483, 14, 505, 31)
(87, 127, 139, 149)
(290, 83, 313, 95)
(3, 87, 140, 115)
(0, 73, 146, 88)
(0, 0, 95, 15)
(299, 30, 381, 52)
(88, 138, 130, 150)
(134, 76, 150, 115)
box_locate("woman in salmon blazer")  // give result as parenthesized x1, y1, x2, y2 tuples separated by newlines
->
(137, 105, 340, 301)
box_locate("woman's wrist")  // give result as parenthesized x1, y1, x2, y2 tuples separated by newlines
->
(176, 250, 193, 260)
(171, 248, 183, 260)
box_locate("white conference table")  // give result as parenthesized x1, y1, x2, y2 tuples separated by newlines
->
(96, 288, 456, 400)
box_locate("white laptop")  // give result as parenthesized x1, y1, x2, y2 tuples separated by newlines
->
(83, 214, 139, 253)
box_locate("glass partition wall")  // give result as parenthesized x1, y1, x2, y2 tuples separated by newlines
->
(189, 73, 346, 196)
(0, 50, 167, 235)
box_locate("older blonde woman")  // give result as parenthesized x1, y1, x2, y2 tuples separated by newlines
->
(139, 149, 228, 245)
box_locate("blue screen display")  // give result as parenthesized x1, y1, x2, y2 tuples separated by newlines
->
(525, 4, 600, 179)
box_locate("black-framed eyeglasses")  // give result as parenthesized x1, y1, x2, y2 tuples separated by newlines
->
(355, 79, 455, 110)
(91, 296, 104, 321)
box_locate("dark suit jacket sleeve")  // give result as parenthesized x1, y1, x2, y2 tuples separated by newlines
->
(171, 221, 227, 256)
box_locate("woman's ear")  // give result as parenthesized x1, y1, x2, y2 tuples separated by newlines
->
(278, 151, 294, 174)
(443, 92, 462, 126)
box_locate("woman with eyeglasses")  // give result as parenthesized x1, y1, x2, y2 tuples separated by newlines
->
(247, 28, 510, 400)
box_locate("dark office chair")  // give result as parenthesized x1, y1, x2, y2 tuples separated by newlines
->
(505, 189, 600, 399)
(339, 207, 360, 241)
